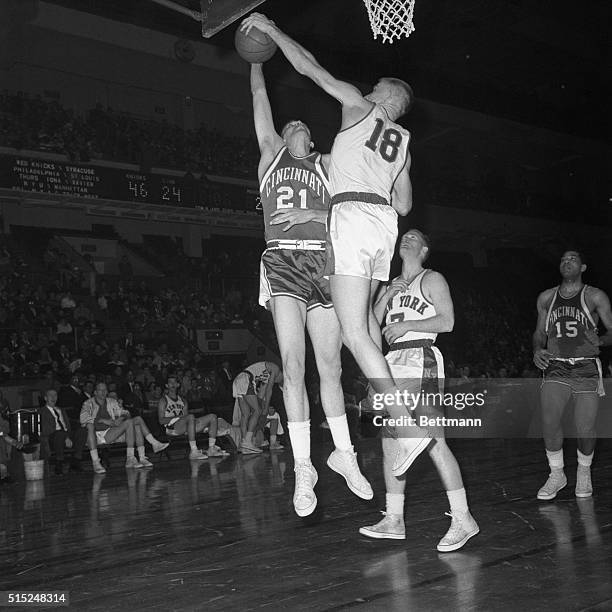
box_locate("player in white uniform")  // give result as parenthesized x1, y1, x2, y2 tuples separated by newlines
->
(158, 375, 228, 459)
(241, 14, 429, 477)
(359, 230, 479, 551)
(249, 64, 373, 516)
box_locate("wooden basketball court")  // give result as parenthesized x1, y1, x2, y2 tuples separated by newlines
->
(1, 435, 611, 610)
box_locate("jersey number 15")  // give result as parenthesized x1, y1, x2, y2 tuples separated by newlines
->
(554, 321, 578, 338)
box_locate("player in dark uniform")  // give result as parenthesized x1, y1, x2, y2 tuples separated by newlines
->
(250, 63, 372, 517)
(533, 250, 612, 499)
(241, 14, 429, 480)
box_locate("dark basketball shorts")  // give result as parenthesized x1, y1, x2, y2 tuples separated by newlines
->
(259, 248, 332, 311)
(542, 357, 604, 395)
(380, 345, 446, 439)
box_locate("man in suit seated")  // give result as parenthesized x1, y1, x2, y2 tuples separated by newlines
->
(38, 388, 88, 474)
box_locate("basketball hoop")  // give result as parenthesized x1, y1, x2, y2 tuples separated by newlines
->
(363, 0, 415, 43)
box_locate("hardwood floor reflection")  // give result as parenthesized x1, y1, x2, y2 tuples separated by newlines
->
(1, 437, 611, 611)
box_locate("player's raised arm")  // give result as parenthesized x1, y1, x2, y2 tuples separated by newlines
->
(251, 63, 284, 181)
(242, 14, 366, 112)
(390, 151, 413, 216)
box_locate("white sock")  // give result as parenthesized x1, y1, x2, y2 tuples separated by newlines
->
(546, 448, 564, 471)
(245, 431, 254, 444)
(208, 437, 216, 448)
(137, 446, 146, 460)
(270, 433, 277, 444)
(577, 449, 593, 467)
(288, 420, 310, 461)
(189, 440, 198, 451)
(446, 487, 469, 514)
(386, 493, 405, 517)
(126, 447, 135, 458)
(326, 414, 352, 452)
(145, 434, 156, 445)
(90, 449, 99, 462)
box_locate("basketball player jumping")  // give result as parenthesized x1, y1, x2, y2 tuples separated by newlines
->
(359, 230, 479, 551)
(249, 63, 372, 516)
(533, 250, 612, 500)
(242, 15, 431, 476)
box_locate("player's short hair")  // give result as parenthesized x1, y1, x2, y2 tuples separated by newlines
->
(562, 249, 587, 265)
(386, 78, 414, 116)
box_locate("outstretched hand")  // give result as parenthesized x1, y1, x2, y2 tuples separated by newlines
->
(241, 13, 276, 36)
(269, 208, 314, 231)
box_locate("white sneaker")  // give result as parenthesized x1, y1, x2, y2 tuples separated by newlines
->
(138, 457, 153, 468)
(359, 512, 406, 540)
(293, 460, 318, 517)
(437, 511, 480, 552)
(152, 441, 170, 454)
(92, 459, 106, 474)
(207, 445, 229, 457)
(240, 441, 263, 455)
(269, 441, 285, 451)
(260, 440, 269, 448)
(125, 456, 141, 469)
(189, 449, 208, 461)
(327, 447, 373, 500)
(537, 470, 567, 500)
(575, 466, 593, 498)
(391, 436, 431, 477)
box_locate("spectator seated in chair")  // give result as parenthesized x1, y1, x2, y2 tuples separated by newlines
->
(158, 375, 229, 460)
(38, 388, 87, 474)
(80, 382, 169, 474)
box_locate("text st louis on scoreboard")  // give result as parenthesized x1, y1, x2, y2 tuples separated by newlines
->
(0, 154, 187, 206)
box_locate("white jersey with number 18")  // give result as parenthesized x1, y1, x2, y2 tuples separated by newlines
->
(329, 104, 411, 201)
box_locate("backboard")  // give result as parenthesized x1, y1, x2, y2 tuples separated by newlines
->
(200, 0, 268, 38)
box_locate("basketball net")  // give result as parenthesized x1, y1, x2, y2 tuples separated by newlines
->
(363, 0, 415, 43)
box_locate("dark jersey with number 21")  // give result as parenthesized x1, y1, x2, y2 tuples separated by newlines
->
(329, 104, 411, 201)
(259, 147, 330, 242)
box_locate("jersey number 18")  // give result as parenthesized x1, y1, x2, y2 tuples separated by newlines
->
(365, 119, 403, 163)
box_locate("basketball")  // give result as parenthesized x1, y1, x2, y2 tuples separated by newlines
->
(234, 26, 277, 63)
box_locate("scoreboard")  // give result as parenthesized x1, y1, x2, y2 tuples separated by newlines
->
(0, 155, 185, 205)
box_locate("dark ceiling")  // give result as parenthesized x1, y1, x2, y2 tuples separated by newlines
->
(47, 0, 611, 141)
